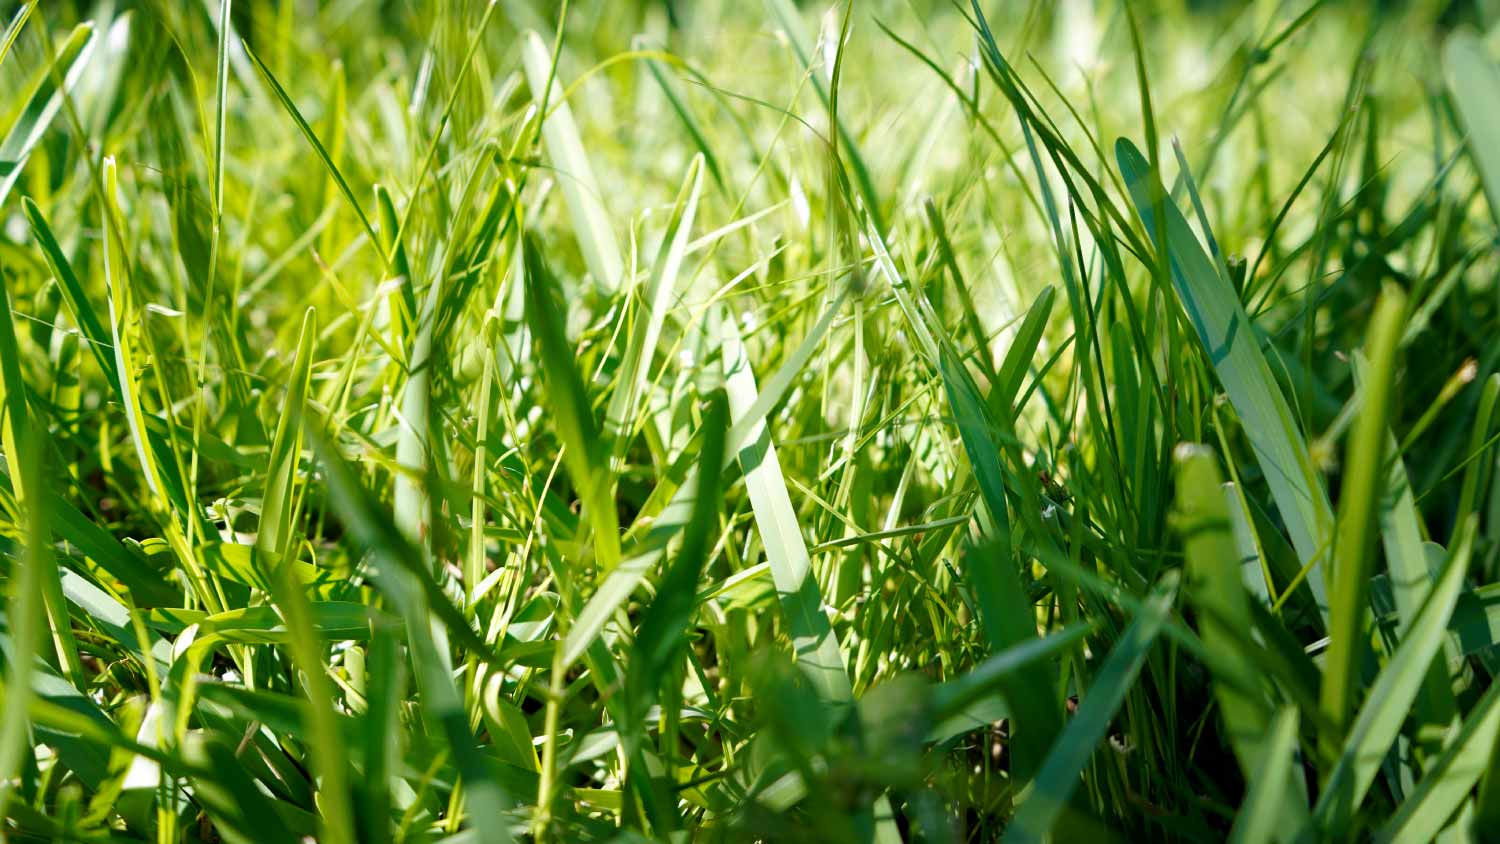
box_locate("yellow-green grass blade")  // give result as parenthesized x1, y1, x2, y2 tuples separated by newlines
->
(719, 308, 852, 709)
(0, 3, 34, 70)
(604, 155, 703, 461)
(562, 287, 848, 669)
(242, 39, 387, 268)
(0, 423, 50, 820)
(522, 30, 625, 294)
(0, 22, 95, 208)
(1312, 517, 1475, 839)
(266, 536, 357, 844)
(24, 197, 119, 390)
(1320, 286, 1407, 745)
(1, 268, 82, 686)
(257, 308, 316, 560)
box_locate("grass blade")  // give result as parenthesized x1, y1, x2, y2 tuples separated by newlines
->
(1002, 573, 1179, 844)
(1313, 517, 1475, 838)
(1117, 138, 1334, 617)
(1321, 286, 1407, 743)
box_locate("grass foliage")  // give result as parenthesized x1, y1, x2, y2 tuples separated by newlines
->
(5, 0, 1500, 841)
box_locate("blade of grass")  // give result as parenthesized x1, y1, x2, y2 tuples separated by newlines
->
(719, 307, 852, 710)
(1002, 572, 1179, 844)
(522, 30, 625, 293)
(1444, 32, 1500, 228)
(1117, 138, 1334, 619)
(1, 268, 83, 686)
(0, 22, 96, 208)
(1312, 516, 1475, 839)
(1226, 707, 1304, 844)
(1320, 286, 1407, 745)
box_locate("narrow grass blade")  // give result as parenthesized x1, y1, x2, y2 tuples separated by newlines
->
(1227, 707, 1304, 844)
(1445, 32, 1500, 227)
(1313, 517, 1475, 839)
(0, 22, 96, 208)
(604, 155, 703, 459)
(266, 540, 356, 844)
(2, 253, 83, 686)
(24, 198, 120, 389)
(523, 234, 621, 570)
(939, 341, 1062, 781)
(1174, 447, 1276, 770)
(1377, 680, 1500, 844)
(258, 307, 316, 559)
(1321, 286, 1407, 742)
(719, 309, 852, 709)
(1002, 573, 1178, 844)
(242, 40, 386, 266)
(0, 3, 34, 70)
(307, 423, 513, 844)
(1117, 139, 1333, 617)
(0, 424, 50, 819)
(522, 30, 624, 293)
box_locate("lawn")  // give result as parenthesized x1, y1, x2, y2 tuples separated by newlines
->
(3, 0, 1500, 842)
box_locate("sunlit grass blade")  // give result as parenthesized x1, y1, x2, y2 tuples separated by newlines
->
(1117, 138, 1334, 617)
(604, 154, 703, 459)
(258, 307, 315, 559)
(1, 269, 83, 686)
(719, 308, 851, 709)
(0, 423, 50, 820)
(242, 39, 386, 266)
(0, 22, 95, 208)
(522, 30, 625, 293)
(1445, 32, 1500, 227)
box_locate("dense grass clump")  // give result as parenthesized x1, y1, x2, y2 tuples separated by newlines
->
(6, 0, 1500, 841)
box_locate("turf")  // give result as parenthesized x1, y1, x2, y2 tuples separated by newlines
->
(3, 1, 1500, 842)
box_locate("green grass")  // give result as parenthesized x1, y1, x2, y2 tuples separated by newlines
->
(4, 0, 1500, 842)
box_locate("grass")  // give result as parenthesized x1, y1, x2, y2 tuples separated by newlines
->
(4, 0, 1500, 841)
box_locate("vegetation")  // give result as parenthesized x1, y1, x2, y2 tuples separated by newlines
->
(4, 0, 1500, 841)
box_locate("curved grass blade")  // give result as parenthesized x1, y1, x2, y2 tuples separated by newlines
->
(0, 22, 96, 208)
(719, 308, 851, 709)
(1321, 286, 1407, 743)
